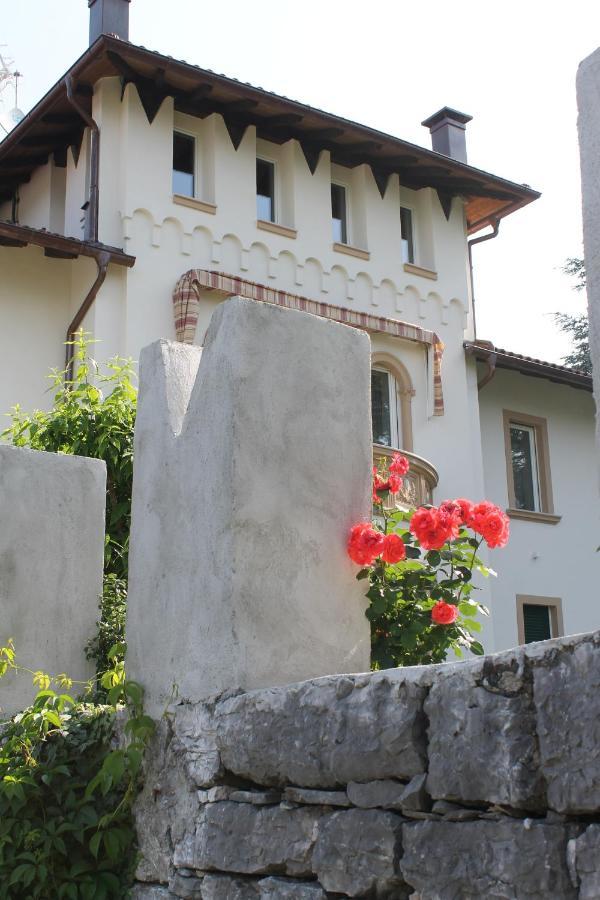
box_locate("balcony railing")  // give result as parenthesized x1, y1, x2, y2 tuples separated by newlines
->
(373, 444, 439, 510)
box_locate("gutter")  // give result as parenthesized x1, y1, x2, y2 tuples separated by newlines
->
(467, 218, 500, 338)
(65, 250, 111, 379)
(465, 340, 497, 390)
(65, 74, 99, 242)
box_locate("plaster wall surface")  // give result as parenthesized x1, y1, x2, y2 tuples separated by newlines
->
(0, 444, 106, 716)
(126, 297, 373, 717)
(478, 367, 600, 649)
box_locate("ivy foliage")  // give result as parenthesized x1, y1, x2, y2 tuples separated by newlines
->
(2, 332, 136, 582)
(365, 508, 491, 668)
(0, 641, 154, 899)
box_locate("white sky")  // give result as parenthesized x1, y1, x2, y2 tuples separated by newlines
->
(2, 0, 599, 363)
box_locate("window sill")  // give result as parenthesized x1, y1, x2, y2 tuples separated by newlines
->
(173, 194, 217, 215)
(333, 242, 370, 261)
(257, 220, 297, 239)
(506, 508, 562, 525)
(403, 262, 438, 281)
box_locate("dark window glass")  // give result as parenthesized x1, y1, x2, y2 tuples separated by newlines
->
(372, 369, 392, 447)
(523, 604, 552, 643)
(173, 132, 195, 197)
(400, 206, 414, 263)
(510, 424, 539, 511)
(331, 183, 347, 244)
(257, 159, 275, 222)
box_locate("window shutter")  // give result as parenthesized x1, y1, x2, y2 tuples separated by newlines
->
(523, 604, 551, 643)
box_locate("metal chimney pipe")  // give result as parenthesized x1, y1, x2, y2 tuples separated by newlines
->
(421, 107, 472, 164)
(88, 0, 130, 45)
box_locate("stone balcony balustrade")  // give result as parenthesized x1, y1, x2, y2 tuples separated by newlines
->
(372, 444, 438, 509)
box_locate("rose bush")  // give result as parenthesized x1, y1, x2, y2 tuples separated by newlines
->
(348, 453, 509, 667)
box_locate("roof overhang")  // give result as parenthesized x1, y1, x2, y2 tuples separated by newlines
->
(0, 36, 540, 232)
(0, 220, 135, 265)
(465, 340, 593, 392)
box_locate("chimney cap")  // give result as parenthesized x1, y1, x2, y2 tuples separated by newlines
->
(88, 0, 131, 5)
(421, 107, 473, 130)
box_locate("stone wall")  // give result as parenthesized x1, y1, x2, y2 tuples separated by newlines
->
(132, 629, 600, 899)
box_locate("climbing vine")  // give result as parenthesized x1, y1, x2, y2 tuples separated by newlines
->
(0, 641, 154, 898)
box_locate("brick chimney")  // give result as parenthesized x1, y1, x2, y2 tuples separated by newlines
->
(421, 107, 472, 164)
(88, 0, 130, 44)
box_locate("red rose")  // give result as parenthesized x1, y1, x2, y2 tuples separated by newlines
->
(471, 502, 510, 549)
(381, 533, 406, 564)
(387, 474, 403, 494)
(431, 600, 459, 625)
(454, 498, 475, 526)
(347, 523, 385, 565)
(389, 453, 410, 476)
(409, 507, 455, 550)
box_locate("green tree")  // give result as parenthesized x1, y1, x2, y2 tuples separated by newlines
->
(554, 257, 592, 375)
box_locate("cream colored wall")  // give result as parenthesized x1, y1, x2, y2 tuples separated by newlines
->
(478, 365, 600, 649)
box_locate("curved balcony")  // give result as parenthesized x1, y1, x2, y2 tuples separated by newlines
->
(373, 444, 439, 510)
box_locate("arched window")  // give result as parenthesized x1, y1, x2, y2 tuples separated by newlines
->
(371, 354, 414, 452)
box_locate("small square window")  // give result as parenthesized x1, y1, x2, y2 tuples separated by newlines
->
(400, 206, 414, 264)
(517, 595, 563, 645)
(331, 183, 348, 244)
(257, 159, 275, 223)
(173, 132, 195, 198)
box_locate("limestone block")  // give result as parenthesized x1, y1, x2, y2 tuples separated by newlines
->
(200, 876, 255, 900)
(312, 808, 408, 897)
(257, 878, 327, 898)
(172, 701, 223, 788)
(131, 887, 175, 900)
(533, 633, 600, 813)
(200, 876, 327, 899)
(168, 871, 204, 899)
(176, 801, 329, 877)
(573, 825, 600, 899)
(401, 820, 578, 899)
(346, 779, 407, 809)
(127, 297, 373, 716)
(0, 444, 105, 716)
(426, 650, 544, 810)
(215, 670, 428, 787)
(283, 786, 350, 807)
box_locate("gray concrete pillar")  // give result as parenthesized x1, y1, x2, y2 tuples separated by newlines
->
(0, 445, 106, 715)
(126, 296, 372, 716)
(577, 49, 600, 463)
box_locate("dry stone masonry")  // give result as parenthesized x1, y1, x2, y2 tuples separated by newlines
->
(132, 629, 600, 899)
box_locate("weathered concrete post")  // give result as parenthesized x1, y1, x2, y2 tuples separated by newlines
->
(126, 296, 372, 715)
(577, 49, 600, 461)
(0, 445, 106, 715)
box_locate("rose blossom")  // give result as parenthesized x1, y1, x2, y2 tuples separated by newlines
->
(470, 501, 510, 549)
(389, 453, 410, 476)
(431, 600, 459, 625)
(409, 507, 455, 550)
(347, 522, 385, 565)
(381, 533, 406, 564)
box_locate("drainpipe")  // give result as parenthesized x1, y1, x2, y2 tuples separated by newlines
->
(464, 341, 497, 391)
(467, 217, 500, 339)
(65, 250, 111, 380)
(65, 75, 99, 243)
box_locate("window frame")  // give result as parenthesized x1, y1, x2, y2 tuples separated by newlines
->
(172, 130, 197, 199)
(502, 410, 557, 521)
(371, 367, 401, 450)
(400, 204, 416, 265)
(371, 353, 414, 452)
(516, 594, 563, 645)
(256, 156, 277, 224)
(331, 181, 349, 245)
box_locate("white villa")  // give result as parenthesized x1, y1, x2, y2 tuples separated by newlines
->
(0, 0, 597, 654)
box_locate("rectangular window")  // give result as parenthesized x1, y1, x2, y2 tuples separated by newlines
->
(400, 206, 414, 264)
(517, 595, 563, 645)
(173, 132, 195, 198)
(503, 411, 555, 518)
(510, 423, 541, 511)
(331, 183, 348, 244)
(371, 369, 400, 448)
(257, 158, 275, 222)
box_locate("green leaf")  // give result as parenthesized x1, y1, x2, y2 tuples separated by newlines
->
(89, 830, 103, 859)
(470, 641, 485, 656)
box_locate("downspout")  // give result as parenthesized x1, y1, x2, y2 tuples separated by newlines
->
(65, 75, 99, 243)
(464, 342, 497, 391)
(65, 250, 111, 380)
(467, 217, 500, 339)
